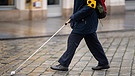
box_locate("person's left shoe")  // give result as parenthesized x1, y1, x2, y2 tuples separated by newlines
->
(92, 65, 110, 70)
(50, 64, 68, 71)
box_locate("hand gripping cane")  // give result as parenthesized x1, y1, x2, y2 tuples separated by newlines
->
(10, 19, 70, 76)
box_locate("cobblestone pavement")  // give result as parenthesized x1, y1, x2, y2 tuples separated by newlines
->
(0, 30, 135, 76)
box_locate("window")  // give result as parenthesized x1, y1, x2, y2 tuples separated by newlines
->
(0, 0, 15, 10)
(47, 0, 59, 5)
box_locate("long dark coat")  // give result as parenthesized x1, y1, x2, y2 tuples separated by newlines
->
(70, 0, 98, 34)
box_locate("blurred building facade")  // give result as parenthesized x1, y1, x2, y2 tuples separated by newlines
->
(0, 0, 133, 21)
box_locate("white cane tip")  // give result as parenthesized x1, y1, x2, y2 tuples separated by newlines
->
(11, 71, 15, 75)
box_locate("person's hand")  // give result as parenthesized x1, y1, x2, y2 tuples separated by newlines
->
(65, 19, 71, 25)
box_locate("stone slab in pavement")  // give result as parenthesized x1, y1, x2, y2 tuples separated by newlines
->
(0, 30, 135, 76)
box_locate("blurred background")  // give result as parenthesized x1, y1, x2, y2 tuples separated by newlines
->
(0, 0, 135, 39)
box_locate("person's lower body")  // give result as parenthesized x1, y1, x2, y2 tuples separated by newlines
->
(51, 32, 109, 71)
(51, 33, 83, 71)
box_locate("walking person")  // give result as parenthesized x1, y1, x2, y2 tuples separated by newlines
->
(51, 0, 110, 71)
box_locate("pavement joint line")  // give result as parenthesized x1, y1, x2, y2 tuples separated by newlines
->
(80, 52, 94, 76)
(130, 39, 135, 76)
(107, 37, 122, 75)
(0, 34, 69, 40)
(118, 37, 130, 76)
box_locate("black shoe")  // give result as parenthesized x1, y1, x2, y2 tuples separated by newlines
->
(50, 64, 68, 71)
(92, 65, 110, 70)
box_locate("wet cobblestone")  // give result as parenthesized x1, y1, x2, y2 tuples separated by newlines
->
(0, 30, 135, 76)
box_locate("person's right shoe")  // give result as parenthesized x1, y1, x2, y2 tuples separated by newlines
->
(50, 64, 68, 71)
(92, 65, 110, 70)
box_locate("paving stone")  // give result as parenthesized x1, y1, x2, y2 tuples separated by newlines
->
(93, 70, 106, 76)
(106, 68, 120, 75)
(80, 71, 93, 76)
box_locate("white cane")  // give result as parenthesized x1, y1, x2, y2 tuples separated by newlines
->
(10, 19, 70, 76)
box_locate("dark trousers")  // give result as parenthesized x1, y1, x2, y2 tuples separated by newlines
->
(58, 32, 109, 67)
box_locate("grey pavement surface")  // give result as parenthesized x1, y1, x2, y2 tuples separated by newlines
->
(0, 10, 135, 76)
(0, 30, 135, 76)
